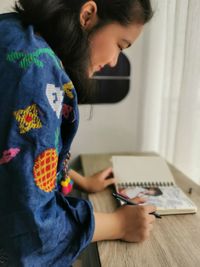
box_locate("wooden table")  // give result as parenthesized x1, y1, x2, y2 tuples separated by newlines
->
(80, 153, 200, 267)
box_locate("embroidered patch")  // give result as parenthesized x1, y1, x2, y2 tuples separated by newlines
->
(33, 148, 58, 193)
(7, 48, 61, 69)
(14, 104, 42, 134)
(63, 82, 74, 99)
(46, 84, 64, 118)
(0, 148, 20, 165)
(62, 104, 73, 119)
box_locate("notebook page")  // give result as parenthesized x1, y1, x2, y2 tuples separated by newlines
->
(112, 156, 175, 185)
(120, 186, 197, 215)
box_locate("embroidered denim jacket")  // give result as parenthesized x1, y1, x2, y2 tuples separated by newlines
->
(0, 13, 94, 267)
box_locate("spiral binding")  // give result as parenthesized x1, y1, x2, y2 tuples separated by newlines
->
(118, 181, 174, 188)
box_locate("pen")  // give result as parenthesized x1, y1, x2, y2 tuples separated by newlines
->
(112, 192, 162, 219)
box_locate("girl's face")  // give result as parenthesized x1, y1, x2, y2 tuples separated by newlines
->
(88, 22, 143, 77)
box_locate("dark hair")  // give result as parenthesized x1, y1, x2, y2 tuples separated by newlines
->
(14, 0, 153, 103)
(144, 187, 163, 196)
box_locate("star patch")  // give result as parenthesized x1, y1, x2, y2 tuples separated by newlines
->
(14, 104, 42, 134)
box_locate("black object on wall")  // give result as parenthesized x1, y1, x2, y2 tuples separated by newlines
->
(84, 53, 131, 104)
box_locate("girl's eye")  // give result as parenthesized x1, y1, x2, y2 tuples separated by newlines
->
(118, 45, 123, 51)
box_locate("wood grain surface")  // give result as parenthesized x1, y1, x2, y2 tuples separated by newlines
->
(81, 153, 200, 267)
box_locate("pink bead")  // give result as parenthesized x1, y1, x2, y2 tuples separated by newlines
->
(61, 184, 73, 196)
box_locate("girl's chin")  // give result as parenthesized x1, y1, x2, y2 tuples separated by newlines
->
(88, 65, 101, 78)
(88, 69, 94, 78)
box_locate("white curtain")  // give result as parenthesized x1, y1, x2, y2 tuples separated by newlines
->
(135, 0, 200, 185)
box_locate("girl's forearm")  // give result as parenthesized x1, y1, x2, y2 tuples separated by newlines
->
(92, 212, 123, 242)
(68, 169, 88, 190)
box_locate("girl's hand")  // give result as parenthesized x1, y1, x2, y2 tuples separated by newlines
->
(92, 204, 156, 243)
(131, 196, 147, 204)
(115, 204, 156, 242)
(84, 167, 116, 193)
(118, 190, 147, 204)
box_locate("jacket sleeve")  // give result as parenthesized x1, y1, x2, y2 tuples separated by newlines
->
(0, 60, 94, 266)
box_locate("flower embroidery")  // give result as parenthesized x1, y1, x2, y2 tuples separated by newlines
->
(14, 104, 42, 134)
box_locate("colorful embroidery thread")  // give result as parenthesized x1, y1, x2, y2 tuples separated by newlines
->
(63, 82, 74, 99)
(0, 148, 20, 165)
(33, 148, 58, 193)
(62, 104, 73, 119)
(33, 129, 59, 193)
(14, 104, 42, 134)
(7, 48, 61, 69)
(46, 84, 64, 118)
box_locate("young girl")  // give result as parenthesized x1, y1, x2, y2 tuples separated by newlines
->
(0, 1, 156, 266)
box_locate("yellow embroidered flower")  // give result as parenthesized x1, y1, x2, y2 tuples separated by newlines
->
(14, 104, 42, 134)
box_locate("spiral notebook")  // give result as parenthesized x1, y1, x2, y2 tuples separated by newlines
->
(112, 156, 197, 215)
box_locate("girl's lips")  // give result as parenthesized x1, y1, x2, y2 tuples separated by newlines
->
(96, 65, 103, 72)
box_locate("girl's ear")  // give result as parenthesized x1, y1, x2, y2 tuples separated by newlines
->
(80, 1, 98, 29)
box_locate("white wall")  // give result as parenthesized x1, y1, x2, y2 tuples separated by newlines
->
(0, 0, 15, 13)
(72, 32, 147, 157)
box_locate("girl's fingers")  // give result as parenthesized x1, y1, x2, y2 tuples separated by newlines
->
(131, 197, 146, 204)
(145, 205, 157, 214)
(105, 178, 117, 187)
(101, 167, 113, 178)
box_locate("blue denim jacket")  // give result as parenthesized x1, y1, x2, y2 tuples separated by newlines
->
(0, 13, 94, 267)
